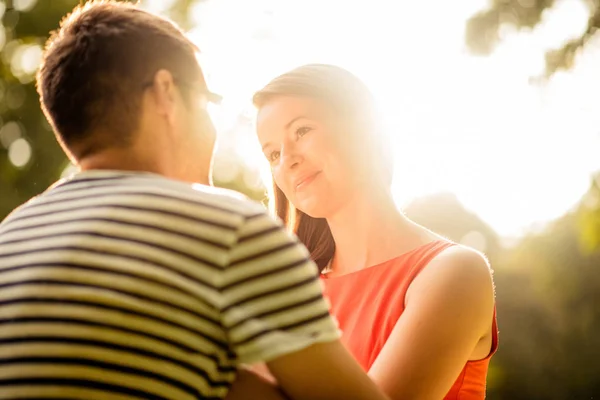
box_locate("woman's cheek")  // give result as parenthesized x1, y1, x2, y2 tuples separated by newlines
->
(273, 173, 291, 198)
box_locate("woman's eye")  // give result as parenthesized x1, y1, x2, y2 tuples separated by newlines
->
(269, 151, 280, 163)
(296, 126, 312, 137)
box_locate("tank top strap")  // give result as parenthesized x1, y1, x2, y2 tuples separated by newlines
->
(402, 239, 457, 286)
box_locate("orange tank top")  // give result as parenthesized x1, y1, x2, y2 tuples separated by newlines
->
(321, 240, 498, 399)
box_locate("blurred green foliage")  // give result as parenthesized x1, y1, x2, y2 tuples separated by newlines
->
(1, 1, 599, 399)
(405, 185, 600, 400)
(0, 0, 263, 219)
(466, 8, 600, 390)
(465, 0, 600, 78)
(578, 175, 600, 252)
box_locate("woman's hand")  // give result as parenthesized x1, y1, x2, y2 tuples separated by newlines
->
(243, 362, 277, 384)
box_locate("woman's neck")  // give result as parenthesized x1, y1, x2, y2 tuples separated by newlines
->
(326, 188, 434, 276)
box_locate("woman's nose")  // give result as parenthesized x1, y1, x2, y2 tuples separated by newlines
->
(280, 143, 303, 170)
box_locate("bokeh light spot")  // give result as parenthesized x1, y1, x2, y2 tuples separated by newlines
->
(8, 138, 32, 168)
(14, 0, 38, 12)
(0, 121, 22, 149)
(20, 44, 43, 74)
(460, 230, 488, 253)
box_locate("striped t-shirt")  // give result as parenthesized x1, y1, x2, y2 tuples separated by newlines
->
(0, 170, 340, 400)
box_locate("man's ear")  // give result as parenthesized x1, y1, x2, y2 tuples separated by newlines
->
(149, 69, 178, 126)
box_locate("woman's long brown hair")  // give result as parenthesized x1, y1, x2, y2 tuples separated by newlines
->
(273, 184, 335, 271)
(253, 64, 393, 272)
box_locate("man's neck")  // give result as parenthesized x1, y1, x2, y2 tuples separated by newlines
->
(78, 148, 211, 185)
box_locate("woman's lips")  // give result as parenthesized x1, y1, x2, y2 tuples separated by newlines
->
(295, 171, 322, 192)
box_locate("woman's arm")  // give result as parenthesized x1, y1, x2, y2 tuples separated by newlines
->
(245, 362, 276, 384)
(368, 246, 495, 400)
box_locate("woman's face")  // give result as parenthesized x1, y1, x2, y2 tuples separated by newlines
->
(256, 96, 360, 218)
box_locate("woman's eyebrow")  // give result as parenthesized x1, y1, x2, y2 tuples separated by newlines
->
(261, 142, 272, 151)
(285, 116, 308, 130)
(261, 116, 311, 151)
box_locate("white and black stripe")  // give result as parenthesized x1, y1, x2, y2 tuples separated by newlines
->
(0, 170, 339, 399)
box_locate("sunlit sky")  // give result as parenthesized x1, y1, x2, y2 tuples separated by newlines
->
(149, 0, 600, 238)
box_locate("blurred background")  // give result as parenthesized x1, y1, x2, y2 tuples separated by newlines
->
(1, 0, 599, 398)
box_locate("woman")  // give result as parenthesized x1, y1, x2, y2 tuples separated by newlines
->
(252, 64, 498, 399)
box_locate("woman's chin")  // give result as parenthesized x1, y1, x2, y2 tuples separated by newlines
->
(296, 201, 331, 220)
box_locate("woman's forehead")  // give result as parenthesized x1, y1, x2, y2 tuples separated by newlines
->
(257, 96, 330, 127)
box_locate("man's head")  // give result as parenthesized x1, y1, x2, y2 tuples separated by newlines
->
(37, 0, 218, 182)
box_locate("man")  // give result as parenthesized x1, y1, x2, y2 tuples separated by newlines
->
(0, 1, 389, 400)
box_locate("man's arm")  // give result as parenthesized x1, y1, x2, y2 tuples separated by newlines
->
(248, 342, 389, 400)
(221, 209, 388, 400)
(267, 340, 388, 400)
(225, 369, 288, 400)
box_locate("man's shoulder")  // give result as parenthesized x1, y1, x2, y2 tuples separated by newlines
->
(115, 175, 266, 218)
(3, 172, 269, 227)
(188, 183, 266, 216)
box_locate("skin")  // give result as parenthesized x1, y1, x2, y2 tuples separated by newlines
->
(76, 69, 216, 185)
(257, 95, 496, 400)
(71, 70, 389, 400)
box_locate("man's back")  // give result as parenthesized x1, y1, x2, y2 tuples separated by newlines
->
(0, 171, 340, 399)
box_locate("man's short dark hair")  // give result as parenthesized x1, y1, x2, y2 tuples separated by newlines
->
(37, 0, 204, 158)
